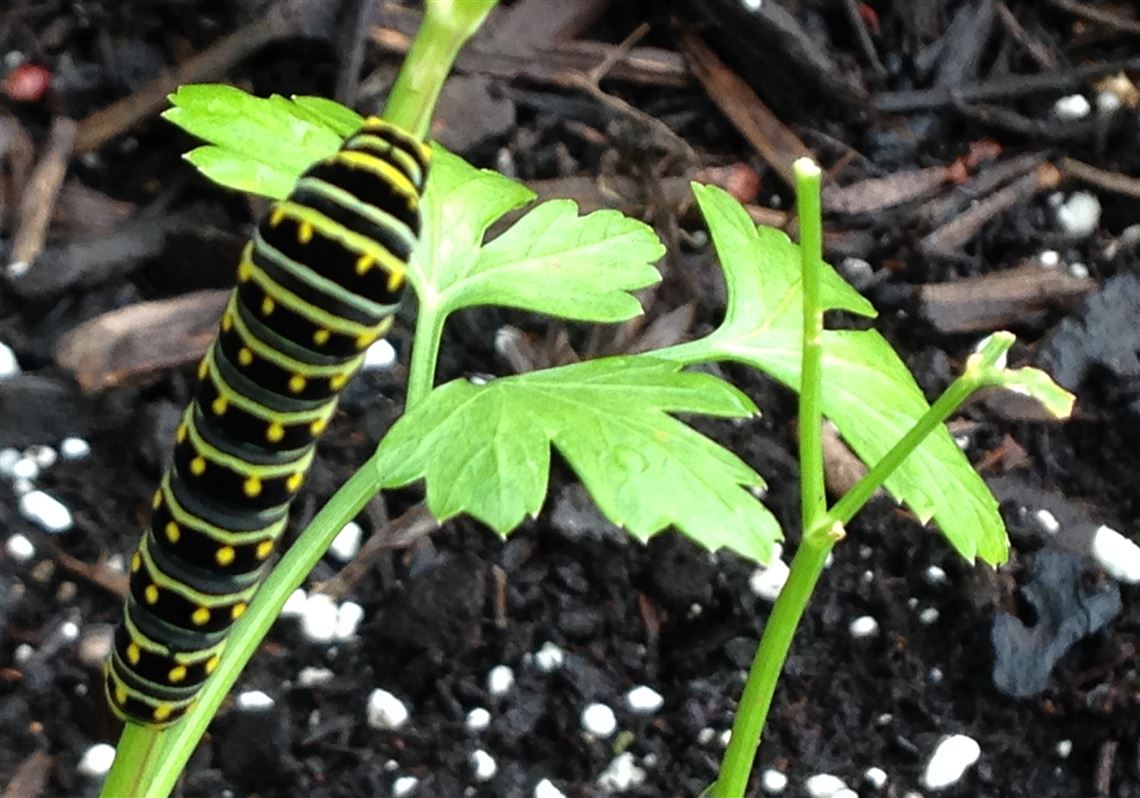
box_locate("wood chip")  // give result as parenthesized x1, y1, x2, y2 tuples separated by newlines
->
(55, 289, 229, 393)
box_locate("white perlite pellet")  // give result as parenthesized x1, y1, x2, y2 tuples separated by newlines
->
(625, 685, 664, 714)
(0, 341, 19, 380)
(760, 768, 788, 793)
(1070, 262, 1089, 279)
(487, 665, 515, 696)
(833, 791, 858, 798)
(749, 545, 790, 601)
(6, 533, 35, 562)
(1056, 191, 1101, 237)
(329, 521, 363, 561)
(1091, 525, 1140, 583)
(597, 752, 646, 793)
(11, 457, 39, 481)
(533, 641, 565, 672)
(465, 707, 491, 731)
(1096, 90, 1122, 113)
(363, 339, 397, 370)
(921, 734, 981, 790)
(0, 447, 19, 476)
(742, 0, 763, 12)
(1053, 94, 1091, 119)
(236, 690, 274, 710)
(849, 615, 879, 638)
(718, 729, 732, 748)
(697, 727, 715, 745)
(471, 749, 497, 782)
(367, 688, 409, 730)
(923, 565, 947, 585)
(392, 775, 418, 797)
(300, 593, 340, 643)
(19, 490, 73, 532)
(580, 702, 617, 737)
(335, 601, 365, 640)
(864, 766, 888, 789)
(919, 607, 940, 625)
(805, 773, 848, 797)
(297, 667, 335, 687)
(1056, 739, 1073, 758)
(26, 445, 57, 470)
(60, 437, 91, 460)
(534, 778, 567, 798)
(77, 743, 116, 778)
(1038, 250, 1060, 268)
(14, 643, 34, 664)
(1034, 509, 1060, 535)
(281, 588, 308, 617)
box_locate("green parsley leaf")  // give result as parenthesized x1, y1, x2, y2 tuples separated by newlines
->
(374, 356, 780, 563)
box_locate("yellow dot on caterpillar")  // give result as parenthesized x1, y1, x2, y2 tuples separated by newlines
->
(197, 359, 208, 380)
(130, 552, 141, 573)
(221, 313, 233, 332)
(244, 476, 262, 497)
(168, 665, 188, 684)
(239, 347, 253, 367)
(266, 422, 284, 443)
(191, 607, 211, 626)
(211, 396, 228, 416)
(288, 374, 306, 393)
(115, 685, 128, 706)
(309, 418, 327, 436)
(176, 424, 187, 443)
(126, 642, 141, 665)
(261, 296, 275, 316)
(190, 457, 207, 476)
(387, 270, 405, 292)
(286, 472, 304, 493)
(238, 260, 253, 281)
(355, 331, 377, 350)
(298, 222, 313, 243)
(152, 489, 163, 509)
(165, 522, 180, 544)
(144, 584, 159, 605)
(313, 329, 331, 346)
(153, 704, 172, 722)
(270, 207, 285, 226)
(231, 603, 247, 620)
(355, 254, 374, 275)
(256, 540, 274, 559)
(205, 655, 220, 674)
(329, 373, 348, 390)
(216, 546, 236, 566)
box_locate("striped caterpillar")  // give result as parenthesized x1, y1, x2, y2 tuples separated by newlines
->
(104, 118, 430, 726)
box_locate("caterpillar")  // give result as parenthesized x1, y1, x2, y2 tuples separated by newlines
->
(104, 117, 430, 726)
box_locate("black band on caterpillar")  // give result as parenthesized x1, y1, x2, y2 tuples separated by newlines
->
(105, 117, 430, 726)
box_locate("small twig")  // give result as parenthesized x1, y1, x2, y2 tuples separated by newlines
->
(1048, 0, 1140, 36)
(1062, 157, 1140, 199)
(994, 1, 1055, 69)
(569, 73, 697, 162)
(319, 502, 440, 600)
(74, 12, 294, 152)
(587, 22, 651, 85)
(841, 0, 886, 78)
(953, 98, 1097, 142)
(872, 55, 1140, 112)
(680, 31, 812, 187)
(7, 117, 77, 277)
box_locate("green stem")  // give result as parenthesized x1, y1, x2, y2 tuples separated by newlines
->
(828, 371, 978, 527)
(382, 0, 498, 138)
(794, 159, 826, 535)
(99, 722, 164, 798)
(711, 158, 831, 797)
(405, 295, 447, 408)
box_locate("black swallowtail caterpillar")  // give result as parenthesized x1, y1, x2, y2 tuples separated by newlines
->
(104, 117, 430, 726)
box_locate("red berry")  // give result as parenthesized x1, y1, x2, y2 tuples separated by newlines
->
(4, 64, 52, 103)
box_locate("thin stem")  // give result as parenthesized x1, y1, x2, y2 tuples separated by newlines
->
(711, 534, 835, 797)
(99, 722, 163, 798)
(382, 0, 498, 138)
(711, 158, 832, 797)
(793, 159, 826, 535)
(828, 372, 978, 528)
(405, 295, 447, 409)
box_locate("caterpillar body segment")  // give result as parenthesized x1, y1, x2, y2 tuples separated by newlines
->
(106, 117, 430, 726)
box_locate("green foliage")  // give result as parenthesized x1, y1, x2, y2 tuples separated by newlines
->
(411, 148, 665, 321)
(375, 357, 778, 561)
(163, 85, 361, 199)
(665, 185, 1008, 564)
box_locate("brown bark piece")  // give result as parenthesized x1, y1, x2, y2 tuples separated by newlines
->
(55, 289, 229, 393)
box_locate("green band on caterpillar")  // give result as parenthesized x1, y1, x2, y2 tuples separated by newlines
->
(106, 116, 430, 727)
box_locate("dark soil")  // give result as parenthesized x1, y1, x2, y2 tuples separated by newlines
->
(2, 1, 1140, 797)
